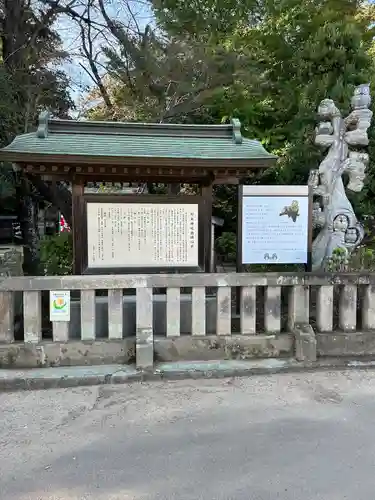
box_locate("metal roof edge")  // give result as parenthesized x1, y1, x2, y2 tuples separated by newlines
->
(0, 150, 277, 166)
(36, 111, 243, 141)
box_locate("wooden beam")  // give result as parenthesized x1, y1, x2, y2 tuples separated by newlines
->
(201, 177, 214, 272)
(72, 177, 85, 275)
(213, 177, 239, 185)
(11, 154, 274, 169)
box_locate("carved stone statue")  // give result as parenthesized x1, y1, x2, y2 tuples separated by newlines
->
(309, 84, 372, 271)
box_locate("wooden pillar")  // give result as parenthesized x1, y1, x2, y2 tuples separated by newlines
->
(201, 177, 213, 272)
(236, 183, 244, 315)
(72, 177, 85, 275)
(236, 183, 244, 274)
(168, 183, 180, 195)
(210, 221, 215, 272)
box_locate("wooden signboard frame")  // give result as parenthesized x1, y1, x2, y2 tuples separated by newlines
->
(78, 193, 207, 274)
(237, 185, 313, 272)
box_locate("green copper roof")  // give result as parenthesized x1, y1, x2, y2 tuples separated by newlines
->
(0, 111, 276, 163)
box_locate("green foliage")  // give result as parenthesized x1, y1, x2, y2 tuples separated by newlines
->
(326, 245, 375, 272)
(326, 248, 349, 272)
(39, 232, 73, 276)
(152, 0, 258, 37)
(149, 0, 375, 237)
(0, 4, 74, 143)
(225, 0, 374, 185)
(213, 185, 238, 232)
(348, 246, 375, 271)
(216, 232, 237, 262)
(86, 25, 241, 123)
(0, 1, 75, 274)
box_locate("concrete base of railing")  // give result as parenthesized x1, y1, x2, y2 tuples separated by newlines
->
(3, 329, 375, 369)
(0, 334, 293, 369)
(0, 340, 136, 369)
(317, 331, 375, 357)
(154, 334, 293, 362)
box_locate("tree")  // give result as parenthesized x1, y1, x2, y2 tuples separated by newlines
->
(67, 0, 247, 123)
(152, 0, 374, 156)
(0, 0, 74, 274)
(152, 0, 259, 38)
(243, 0, 375, 184)
(150, 0, 375, 238)
(70, 0, 252, 195)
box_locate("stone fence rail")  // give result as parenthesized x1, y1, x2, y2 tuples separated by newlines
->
(0, 272, 374, 369)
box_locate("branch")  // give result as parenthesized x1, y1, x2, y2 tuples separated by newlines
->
(162, 76, 233, 120)
(78, 5, 113, 108)
(40, 0, 106, 29)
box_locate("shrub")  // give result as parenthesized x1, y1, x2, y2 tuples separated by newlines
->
(39, 232, 73, 275)
(348, 245, 375, 271)
(216, 231, 236, 262)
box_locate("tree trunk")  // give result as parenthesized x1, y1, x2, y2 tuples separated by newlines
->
(16, 174, 40, 275)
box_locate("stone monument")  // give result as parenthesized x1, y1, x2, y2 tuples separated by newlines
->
(308, 84, 372, 271)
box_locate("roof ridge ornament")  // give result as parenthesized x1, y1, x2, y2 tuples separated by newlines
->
(36, 110, 50, 138)
(231, 118, 242, 144)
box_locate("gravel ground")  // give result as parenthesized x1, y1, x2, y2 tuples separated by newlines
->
(1, 370, 375, 499)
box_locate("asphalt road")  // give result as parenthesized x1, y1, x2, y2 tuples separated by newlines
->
(1, 370, 375, 499)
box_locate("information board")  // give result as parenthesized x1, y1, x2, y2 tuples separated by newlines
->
(240, 185, 310, 265)
(86, 202, 199, 268)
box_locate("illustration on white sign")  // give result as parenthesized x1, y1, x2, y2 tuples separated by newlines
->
(241, 187, 309, 265)
(87, 202, 199, 268)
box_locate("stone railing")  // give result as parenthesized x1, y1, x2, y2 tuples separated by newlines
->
(0, 272, 374, 369)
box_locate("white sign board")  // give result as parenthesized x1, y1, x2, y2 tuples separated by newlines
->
(49, 291, 70, 322)
(87, 202, 199, 268)
(241, 185, 310, 265)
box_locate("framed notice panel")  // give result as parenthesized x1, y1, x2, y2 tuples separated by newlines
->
(82, 195, 205, 274)
(239, 185, 312, 267)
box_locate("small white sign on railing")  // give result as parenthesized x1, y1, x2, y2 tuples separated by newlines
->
(49, 291, 71, 322)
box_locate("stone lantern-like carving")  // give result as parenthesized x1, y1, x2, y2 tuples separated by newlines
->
(309, 84, 372, 271)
